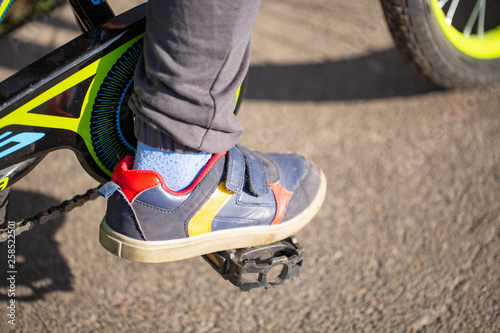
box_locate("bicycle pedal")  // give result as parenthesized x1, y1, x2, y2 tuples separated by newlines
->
(202, 236, 304, 292)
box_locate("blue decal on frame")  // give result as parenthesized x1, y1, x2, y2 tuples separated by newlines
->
(0, 132, 45, 158)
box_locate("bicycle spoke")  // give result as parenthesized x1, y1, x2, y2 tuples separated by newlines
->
(463, 0, 483, 38)
(477, 0, 486, 39)
(437, 0, 450, 9)
(445, 0, 461, 25)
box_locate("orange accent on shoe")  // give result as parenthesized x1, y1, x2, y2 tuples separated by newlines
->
(269, 182, 292, 225)
(110, 153, 226, 202)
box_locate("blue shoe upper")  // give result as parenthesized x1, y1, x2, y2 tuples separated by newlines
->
(99, 145, 321, 242)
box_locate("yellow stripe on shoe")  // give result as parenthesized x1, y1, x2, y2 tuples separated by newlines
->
(188, 182, 233, 237)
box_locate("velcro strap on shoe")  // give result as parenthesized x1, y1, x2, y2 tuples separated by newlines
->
(238, 145, 268, 196)
(226, 146, 246, 194)
(98, 181, 121, 198)
(225, 146, 269, 196)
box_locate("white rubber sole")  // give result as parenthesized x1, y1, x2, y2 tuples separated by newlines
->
(99, 170, 327, 263)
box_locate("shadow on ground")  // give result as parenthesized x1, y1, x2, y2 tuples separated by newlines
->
(0, 190, 72, 301)
(246, 48, 439, 101)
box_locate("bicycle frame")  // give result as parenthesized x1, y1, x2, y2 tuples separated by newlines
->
(0, 0, 146, 188)
(0, 0, 311, 292)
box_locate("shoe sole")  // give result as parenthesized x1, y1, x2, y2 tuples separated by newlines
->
(99, 170, 327, 263)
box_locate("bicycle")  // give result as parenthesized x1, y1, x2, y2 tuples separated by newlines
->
(0, 0, 498, 291)
(0, 0, 303, 292)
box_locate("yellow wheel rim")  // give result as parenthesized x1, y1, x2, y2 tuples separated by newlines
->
(431, 0, 500, 59)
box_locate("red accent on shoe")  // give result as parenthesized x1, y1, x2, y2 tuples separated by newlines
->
(269, 182, 293, 225)
(111, 156, 162, 202)
(111, 153, 226, 202)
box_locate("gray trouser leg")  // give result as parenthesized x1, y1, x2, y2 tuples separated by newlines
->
(130, 0, 261, 153)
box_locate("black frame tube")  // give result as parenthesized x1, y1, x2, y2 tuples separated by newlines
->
(67, 0, 115, 31)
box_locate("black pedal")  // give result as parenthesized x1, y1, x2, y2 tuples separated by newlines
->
(202, 236, 304, 292)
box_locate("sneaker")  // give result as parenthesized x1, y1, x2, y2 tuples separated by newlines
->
(98, 145, 326, 263)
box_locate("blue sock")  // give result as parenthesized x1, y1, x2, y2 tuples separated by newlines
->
(133, 141, 212, 191)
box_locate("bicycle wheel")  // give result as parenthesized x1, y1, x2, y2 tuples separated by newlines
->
(381, 0, 500, 88)
(0, 0, 14, 24)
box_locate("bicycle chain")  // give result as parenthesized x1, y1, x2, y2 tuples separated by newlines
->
(0, 186, 305, 291)
(0, 186, 101, 242)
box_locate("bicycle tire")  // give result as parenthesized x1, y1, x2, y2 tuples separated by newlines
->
(0, 0, 14, 24)
(381, 0, 500, 88)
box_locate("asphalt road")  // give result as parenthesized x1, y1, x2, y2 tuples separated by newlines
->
(1, 0, 499, 332)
